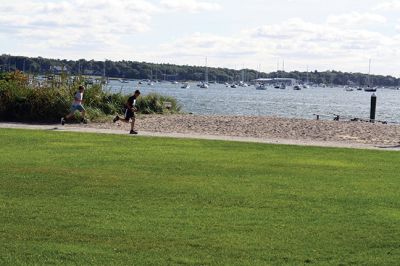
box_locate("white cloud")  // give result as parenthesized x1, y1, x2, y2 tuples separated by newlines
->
(327, 12, 387, 27)
(151, 17, 400, 74)
(373, 0, 400, 11)
(159, 32, 258, 60)
(0, 0, 223, 59)
(160, 0, 221, 13)
(0, 0, 159, 52)
(1, 0, 399, 75)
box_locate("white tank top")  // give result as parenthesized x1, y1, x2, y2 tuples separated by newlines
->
(73, 91, 83, 105)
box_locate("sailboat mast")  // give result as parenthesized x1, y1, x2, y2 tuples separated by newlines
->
(368, 59, 371, 86)
(205, 57, 208, 83)
(277, 59, 279, 79)
(306, 65, 309, 84)
(103, 60, 106, 78)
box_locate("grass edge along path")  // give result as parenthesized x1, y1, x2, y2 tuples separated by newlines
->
(0, 122, 393, 151)
(1, 128, 400, 265)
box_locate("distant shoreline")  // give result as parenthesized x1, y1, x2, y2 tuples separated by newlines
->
(2, 54, 400, 86)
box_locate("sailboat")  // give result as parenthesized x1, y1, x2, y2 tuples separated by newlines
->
(303, 66, 310, 88)
(200, 82, 209, 89)
(148, 70, 154, 86)
(256, 83, 267, 90)
(181, 82, 190, 89)
(254, 64, 266, 90)
(239, 68, 248, 87)
(364, 59, 377, 92)
(101, 60, 108, 85)
(364, 87, 377, 92)
(200, 57, 209, 88)
(293, 84, 301, 90)
(171, 73, 179, 84)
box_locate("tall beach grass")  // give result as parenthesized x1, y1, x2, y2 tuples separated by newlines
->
(0, 71, 181, 123)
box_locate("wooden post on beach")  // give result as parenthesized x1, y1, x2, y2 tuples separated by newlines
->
(370, 93, 377, 122)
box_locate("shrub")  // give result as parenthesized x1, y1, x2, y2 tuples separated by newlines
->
(0, 80, 70, 122)
(136, 93, 181, 114)
(0, 72, 181, 123)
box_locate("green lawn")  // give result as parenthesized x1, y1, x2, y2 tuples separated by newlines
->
(1, 128, 400, 265)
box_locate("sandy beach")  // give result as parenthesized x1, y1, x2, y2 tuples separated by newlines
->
(82, 114, 400, 147)
(1, 114, 400, 150)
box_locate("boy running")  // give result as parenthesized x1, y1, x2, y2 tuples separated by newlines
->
(113, 90, 141, 134)
(61, 85, 87, 125)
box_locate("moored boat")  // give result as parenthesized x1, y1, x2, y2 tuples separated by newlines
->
(181, 82, 190, 89)
(255, 83, 267, 90)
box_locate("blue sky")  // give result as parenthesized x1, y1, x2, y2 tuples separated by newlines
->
(1, 0, 400, 75)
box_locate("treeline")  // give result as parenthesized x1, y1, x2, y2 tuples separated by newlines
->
(1, 54, 399, 86)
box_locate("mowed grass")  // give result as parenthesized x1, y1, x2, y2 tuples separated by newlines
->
(1, 129, 400, 265)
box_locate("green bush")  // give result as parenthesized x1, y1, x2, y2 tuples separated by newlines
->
(0, 72, 181, 123)
(0, 80, 71, 122)
(136, 93, 181, 114)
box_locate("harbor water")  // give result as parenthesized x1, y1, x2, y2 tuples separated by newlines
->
(106, 80, 400, 123)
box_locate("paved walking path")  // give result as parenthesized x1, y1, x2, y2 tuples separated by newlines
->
(1, 122, 399, 151)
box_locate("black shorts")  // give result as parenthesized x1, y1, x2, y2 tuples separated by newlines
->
(124, 108, 135, 120)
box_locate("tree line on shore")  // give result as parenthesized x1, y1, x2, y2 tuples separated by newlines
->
(1, 54, 399, 86)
